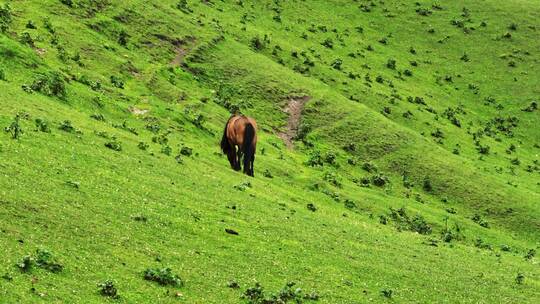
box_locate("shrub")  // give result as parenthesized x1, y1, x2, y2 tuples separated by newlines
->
(35, 249, 63, 273)
(179, 146, 193, 156)
(371, 173, 388, 187)
(422, 177, 433, 192)
(143, 267, 183, 286)
(323, 171, 342, 188)
(234, 181, 252, 191)
(380, 289, 393, 299)
(98, 280, 120, 299)
(110, 75, 125, 89)
(321, 38, 333, 48)
(524, 249, 535, 260)
(388, 207, 432, 235)
(0, 4, 12, 33)
(515, 273, 525, 285)
(330, 59, 342, 70)
(31, 72, 67, 99)
(35, 118, 51, 133)
(306, 203, 317, 212)
(118, 30, 129, 46)
(361, 162, 377, 173)
(105, 140, 122, 151)
(16, 256, 34, 272)
(176, 0, 193, 14)
(474, 238, 492, 250)
(242, 281, 319, 304)
(250, 35, 268, 51)
(263, 169, 273, 178)
(5, 113, 28, 139)
(305, 150, 324, 167)
(20, 32, 35, 47)
(386, 59, 396, 69)
(58, 120, 75, 132)
(441, 221, 464, 242)
(90, 113, 105, 121)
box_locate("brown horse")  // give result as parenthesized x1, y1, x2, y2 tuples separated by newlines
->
(220, 115, 257, 176)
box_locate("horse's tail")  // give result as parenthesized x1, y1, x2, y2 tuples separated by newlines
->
(221, 117, 232, 154)
(243, 123, 256, 175)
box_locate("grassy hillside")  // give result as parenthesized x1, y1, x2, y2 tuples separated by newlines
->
(0, 0, 538, 303)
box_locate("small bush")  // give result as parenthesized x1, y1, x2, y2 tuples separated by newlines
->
(250, 36, 268, 51)
(176, 0, 193, 14)
(234, 181, 252, 191)
(0, 3, 13, 32)
(263, 169, 273, 178)
(441, 222, 464, 243)
(20, 32, 35, 47)
(305, 150, 324, 167)
(98, 280, 120, 299)
(5, 113, 28, 139)
(16, 256, 33, 272)
(105, 140, 122, 151)
(35, 249, 63, 273)
(35, 118, 51, 133)
(143, 267, 183, 287)
(58, 120, 75, 132)
(380, 289, 393, 299)
(110, 75, 125, 89)
(386, 59, 396, 69)
(323, 171, 342, 188)
(524, 249, 535, 260)
(30, 72, 67, 99)
(179, 146, 193, 156)
(242, 281, 319, 304)
(371, 173, 388, 187)
(515, 273, 524, 284)
(321, 38, 333, 48)
(388, 207, 432, 235)
(422, 177, 433, 192)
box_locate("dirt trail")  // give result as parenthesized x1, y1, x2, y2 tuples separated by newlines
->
(278, 95, 311, 148)
(171, 47, 189, 66)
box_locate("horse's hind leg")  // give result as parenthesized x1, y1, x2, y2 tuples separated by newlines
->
(235, 148, 242, 171)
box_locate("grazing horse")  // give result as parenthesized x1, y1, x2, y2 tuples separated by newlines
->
(220, 115, 257, 176)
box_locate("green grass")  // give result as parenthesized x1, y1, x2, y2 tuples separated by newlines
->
(0, 0, 539, 303)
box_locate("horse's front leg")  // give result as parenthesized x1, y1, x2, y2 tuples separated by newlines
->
(227, 146, 238, 170)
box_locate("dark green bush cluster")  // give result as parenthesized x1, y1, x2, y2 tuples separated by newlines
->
(386, 207, 432, 235)
(35, 118, 51, 133)
(250, 35, 270, 51)
(323, 171, 342, 188)
(0, 4, 12, 32)
(242, 281, 319, 304)
(176, 0, 193, 14)
(440, 219, 464, 242)
(305, 150, 339, 167)
(143, 267, 183, 286)
(105, 140, 122, 151)
(16, 249, 63, 273)
(98, 280, 120, 299)
(29, 72, 67, 99)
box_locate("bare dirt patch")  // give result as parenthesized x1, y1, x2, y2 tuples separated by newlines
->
(171, 47, 189, 66)
(278, 95, 311, 148)
(128, 106, 149, 116)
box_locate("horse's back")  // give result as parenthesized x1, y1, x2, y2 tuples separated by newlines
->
(227, 115, 257, 146)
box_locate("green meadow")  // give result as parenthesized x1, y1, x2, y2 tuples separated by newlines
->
(0, 0, 538, 303)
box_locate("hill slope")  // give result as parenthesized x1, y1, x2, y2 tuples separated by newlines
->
(0, 0, 538, 303)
